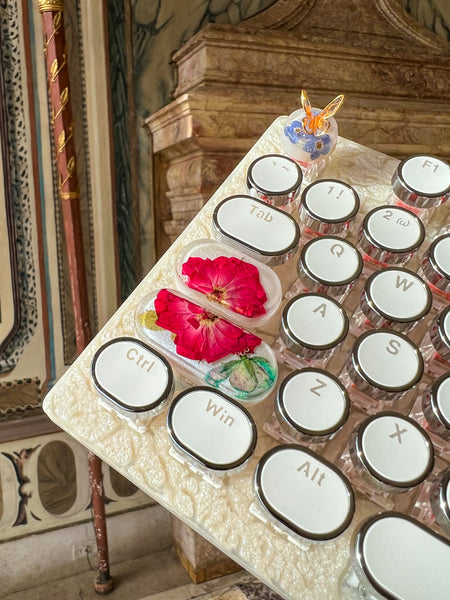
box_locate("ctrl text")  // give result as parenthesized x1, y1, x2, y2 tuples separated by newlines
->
(126, 347, 155, 372)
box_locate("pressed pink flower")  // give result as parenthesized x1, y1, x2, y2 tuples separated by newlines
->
(181, 256, 267, 317)
(154, 289, 261, 363)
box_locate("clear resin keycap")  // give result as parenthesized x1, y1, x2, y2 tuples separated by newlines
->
(175, 239, 282, 328)
(135, 289, 278, 404)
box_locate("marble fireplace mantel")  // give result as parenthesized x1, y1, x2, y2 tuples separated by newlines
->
(145, 0, 449, 257)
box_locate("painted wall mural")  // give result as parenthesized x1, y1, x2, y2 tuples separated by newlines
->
(0, 2, 39, 379)
(105, 0, 278, 292)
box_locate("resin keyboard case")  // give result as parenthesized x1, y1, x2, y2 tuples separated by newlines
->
(43, 118, 450, 600)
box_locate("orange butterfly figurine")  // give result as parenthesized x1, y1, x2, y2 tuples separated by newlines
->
(301, 89, 345, 136)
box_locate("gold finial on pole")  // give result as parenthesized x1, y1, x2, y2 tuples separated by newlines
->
(37, 0, 64, 13)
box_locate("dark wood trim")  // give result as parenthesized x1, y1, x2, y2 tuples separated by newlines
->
(0, 413, 60, 443)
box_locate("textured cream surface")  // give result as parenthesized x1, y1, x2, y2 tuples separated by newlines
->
(43, 118, 449, 600)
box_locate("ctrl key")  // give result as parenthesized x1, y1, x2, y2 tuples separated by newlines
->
(91, 336, 174, 430)
(342, 513, 450, 600)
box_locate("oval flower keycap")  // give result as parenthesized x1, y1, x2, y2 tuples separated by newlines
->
(91, 337, 173, 424)
(212, 195, 300, 265)
(167, 387, 257, 474)
(135, 289, 277, 403)
(254, 445, 354, 541)
(175, 239, 281, 327)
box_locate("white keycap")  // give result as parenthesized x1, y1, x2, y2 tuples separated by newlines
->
(167, 387, 257, 472)
(352, 412, 434, 489)
(281, 293, 348, 359)
(246, 154, 302, 208)
(353, 513, 450, 600)
(362, 267, 431, 328)
(255, 445, 354, 540)
(347, 330, 423, 398)
(276, 368, 349, 439)
(212, 195, 300, 265)
(91, 337, 173, 413)
(359, 205, 424, 263)
(299, 179, 359, 235)
(299, 236, 362, 293)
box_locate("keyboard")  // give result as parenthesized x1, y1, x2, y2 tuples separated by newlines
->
(44, 116, 450, 600)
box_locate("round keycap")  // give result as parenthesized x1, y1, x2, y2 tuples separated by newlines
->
(351, 412, 434, 490)
(246, 154, 302, 208)
(431, 469, 450, 537)
(299, 179, 359, 234)
(358, 205, 425, 264)
(167, 387, 257, 472)
(422, 373, 450, 441)
(347, 330, 423, 399)
(429, 305, 450, 361)
(91, 337, 173, 413)
(212, 195, 300, 265)
(353, 513, 450, 600)
(298, 236, 362, 296)
(276, 369, 350, 440)
(254, 445, 354, 540)
(392, 155, 450, 209)
(281, 293, 348, 359)
(421, 234, 450, 294)
(361, 267, 432, 330)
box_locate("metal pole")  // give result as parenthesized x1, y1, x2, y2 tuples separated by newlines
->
(37, 0, 114, 593)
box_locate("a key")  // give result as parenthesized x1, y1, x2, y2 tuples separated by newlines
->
(246, 153, 303, 211)
(345, 329, 423, 403)
(293, 235, 362, 301)
(275, 368, 350, 443)
(298, 178, 360, 236)
(358, 205, 425, 266)
(420, 305, 450, 377)
(342, 513, 450, 600)
(420, 233, 450, 309)
(354, 267, 432, 333)
(167, 387, 257, 477)
(389, 154, 450, 218)
(277, 292, 349, 368)
(91, 337, 174, 427)
(174, 238, 282, 327)
(421, 372, 450, 442)
(350, 412, 434, 493)
(431, 469, 450, 537)
(212, 195, 300, 265)
(254, 445, 354, 541)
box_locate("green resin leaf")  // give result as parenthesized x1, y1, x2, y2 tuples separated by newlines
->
(205, 355, 276, 399)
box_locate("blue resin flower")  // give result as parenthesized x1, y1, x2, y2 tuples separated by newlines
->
(303, 133, 332, 160)
(284, 120, 305, 144)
